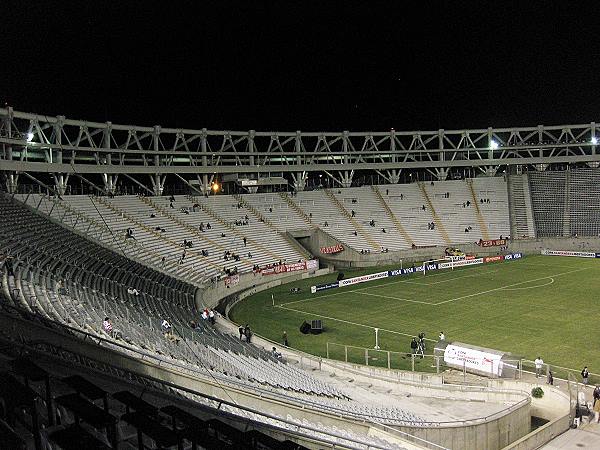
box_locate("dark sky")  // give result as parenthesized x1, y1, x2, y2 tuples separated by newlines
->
(4, 1, 599, 131)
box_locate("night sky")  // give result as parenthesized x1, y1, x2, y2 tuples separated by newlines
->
(4, 1, 599, 132)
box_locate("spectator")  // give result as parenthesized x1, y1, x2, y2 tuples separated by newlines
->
(244, 324, 252, 343)
(239, 326, 244, 340)
(206, 222, 211, 229)
(208, 309, 216, 325)
(161, 319, 172, 334)
(127, 287, 139, 296)
(410, 337, 418, 355)
(439, 331, 445, 341)
(324, 221, 328, 227)
(351, 209, 356, 217)
(547, 369, 553, 385)
(353, 231, 358, 236)
(386, 189, 389, 195)
(271, 347, 282, 359)
(593, 386, 600, 423)
(102, 317, 117, 338)
(466, 200, 470, 206)
(582, 366, 590, 385)
(381, 228, 386, 233)
(400, 193, 403, 200)
(422, 205, 426, 211)
(221, 232, 226, 237)
(161, 256, 166, 267)
(283, 331, 289, 347)
(243, 237, 247, 247)
(534, 356, 544, 378)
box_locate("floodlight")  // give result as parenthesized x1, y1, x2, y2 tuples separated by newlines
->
(490, 140, 499, 150)
(26, 132, 34, 142)
(211, 182, 220, 192)
(592, 136, 598, 145)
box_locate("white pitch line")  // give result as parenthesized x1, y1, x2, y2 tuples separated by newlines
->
(278, 264, 503, 307)
(434, 267, 589, 305)
(275, 304, 437, 342)
(501, 277, 555, 291)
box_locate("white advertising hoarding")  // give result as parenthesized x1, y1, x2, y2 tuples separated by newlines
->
(443, 343, 504, 377)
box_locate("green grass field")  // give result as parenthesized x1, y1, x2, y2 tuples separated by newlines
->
(230, 255, 600, 379)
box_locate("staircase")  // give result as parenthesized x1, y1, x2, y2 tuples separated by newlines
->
(563, 171, 571, 237)
(466, 180, 491, 240)
(278, 192, 315, 228)
(323, 189, 381, 251)
(417, 183, 451, 244)
(370, 186, 414, 247)
(507, 175, 535, 238)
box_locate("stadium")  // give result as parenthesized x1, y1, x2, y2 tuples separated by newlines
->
(2, 105, 600, 450)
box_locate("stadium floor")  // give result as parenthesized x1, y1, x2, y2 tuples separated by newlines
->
(230, 255, 600, 381)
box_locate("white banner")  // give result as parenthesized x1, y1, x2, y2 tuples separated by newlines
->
(444, 344, 504, 377)
(338, 271, 389, 287)
(438, 257, 483, 269)
(541, 249, 596, 258)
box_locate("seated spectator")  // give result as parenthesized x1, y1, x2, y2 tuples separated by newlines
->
(271, 347, 282, 359)
(351, 209, 356, 217)
(208, 309, 216, 325)
(127, 287, 139, 296)
(206, 222, 212, 229)
(102, 317, 118, 338)
(221, 232, 226, 237)
(381, 228, 386, 233)
(150, 213, 156, 218)
(161, 319, 172, 334)
(324, 221, 328, 227)
(353, 231, 357, 236)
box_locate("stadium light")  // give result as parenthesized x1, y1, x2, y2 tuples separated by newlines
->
(26, 132, 34, 142)
(211, 182, 220, 193)
(490, 140, 499, 150)
(592, 136, 598, 145)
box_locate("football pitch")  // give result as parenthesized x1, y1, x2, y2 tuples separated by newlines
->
(230, 255, 600, 379)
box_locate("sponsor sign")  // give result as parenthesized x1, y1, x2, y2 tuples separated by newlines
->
(224, 274, 239, 287)
(338, 271, 388, 287)
(305, 259, 319, 271)
(320, 244, 344, 254)
(503, 252, 522, 260)
(484, 255, 505, 263)
(444, 344, 504, 377)
(479, 239, 507, 247)
(541, 249, 596, 258)
(438, 258, 483, 269)
(310, 282, 339, 293)
(261, 261, 308, 276)
(596, 253, 600, 259)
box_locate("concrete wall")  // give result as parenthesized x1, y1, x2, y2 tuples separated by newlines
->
(501, 414, 570, 450)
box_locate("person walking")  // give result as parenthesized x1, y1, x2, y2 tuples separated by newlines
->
(594, 385, 600, 423)
(582, 366, 590, 385)
(534, 356, 544, 378)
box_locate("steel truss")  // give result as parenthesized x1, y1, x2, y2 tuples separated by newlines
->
(2, 107, 600, 194)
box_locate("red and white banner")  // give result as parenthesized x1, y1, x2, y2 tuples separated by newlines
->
(478, 239, 507, 247)
(320, 244, 344, 254)
(224, 274, 240, 287)
(484, 255, 505, 263)
(261, 259, 319, 276)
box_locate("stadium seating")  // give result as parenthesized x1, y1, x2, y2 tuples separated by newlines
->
(0, 194, 427, 437)
(528, 171, 567, 237)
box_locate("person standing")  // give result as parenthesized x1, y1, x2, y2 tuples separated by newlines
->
(282, 331, 289, 347)
(582, 366, 590, 385)
(410, 337, 418, 355)
(439, 331, 445, 341)
(594, 386, 600, 423)
(534, 356, 544, 378)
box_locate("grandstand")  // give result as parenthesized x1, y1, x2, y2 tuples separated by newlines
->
(3, 107, 600, 449)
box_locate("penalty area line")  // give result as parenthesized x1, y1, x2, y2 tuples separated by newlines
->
(434, 267, 589, 305)
(275, 304, 437, 342)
